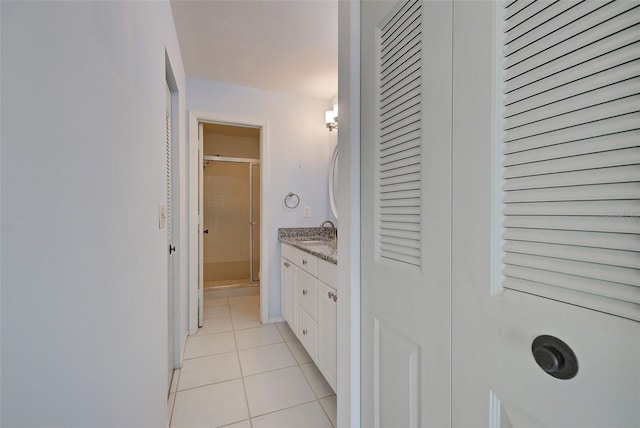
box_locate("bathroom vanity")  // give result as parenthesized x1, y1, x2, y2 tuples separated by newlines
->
(279, 228, 338, 392)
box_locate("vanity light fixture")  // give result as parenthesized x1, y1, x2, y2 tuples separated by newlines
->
(325, 103, 338, 131)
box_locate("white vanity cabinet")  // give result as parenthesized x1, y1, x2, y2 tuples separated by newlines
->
(280, 242, 337, 392)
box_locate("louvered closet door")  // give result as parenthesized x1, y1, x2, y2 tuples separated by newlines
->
(361, 0, 453, 426)
(501, 0, 640, 321)
(165, 82, 175, 391)
(451, 2, 640, 427)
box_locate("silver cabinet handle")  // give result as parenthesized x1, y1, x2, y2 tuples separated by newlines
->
(328, 291, 332, 299)
(302, 259, 308, 265)
(302, 289, 307, 295)
(333, 293, 337, 302)
(284, 261, 290, 268)
(303, 329, 308, 335)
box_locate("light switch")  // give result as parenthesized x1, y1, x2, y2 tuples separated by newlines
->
(303, 206, 311, 218)
(159, 204, 166, 229)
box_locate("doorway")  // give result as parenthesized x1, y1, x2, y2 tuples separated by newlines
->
(202, 123, 261, 289)
(189, 114, 270, 333)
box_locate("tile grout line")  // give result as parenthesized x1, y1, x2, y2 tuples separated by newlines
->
(234, 301, 255, 428)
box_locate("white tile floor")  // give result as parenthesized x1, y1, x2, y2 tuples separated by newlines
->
(169, 290, 336, 428)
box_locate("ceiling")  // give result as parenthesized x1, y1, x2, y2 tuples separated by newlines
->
(170, 0, 339, 100)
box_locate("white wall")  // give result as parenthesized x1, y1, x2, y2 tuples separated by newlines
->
(187, 78, 333, 319)
(0, 1, 186, 425)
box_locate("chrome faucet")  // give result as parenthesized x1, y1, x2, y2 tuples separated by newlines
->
(321, 220, 337, 240)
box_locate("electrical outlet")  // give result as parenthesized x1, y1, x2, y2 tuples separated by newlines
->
(303, 206, 311, 218)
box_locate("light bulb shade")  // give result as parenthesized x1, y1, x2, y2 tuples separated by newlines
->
(325, 110, 336, 124)
(325, 103, 338, 131)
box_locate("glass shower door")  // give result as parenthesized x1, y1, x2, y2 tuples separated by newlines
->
(204, 161, 251, 286)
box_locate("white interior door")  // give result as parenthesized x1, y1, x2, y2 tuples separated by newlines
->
(198, 122, 204, 327)
(360, 0, 453, 426)
(451, 2, 640, 427)
(166, 82, 174, 390)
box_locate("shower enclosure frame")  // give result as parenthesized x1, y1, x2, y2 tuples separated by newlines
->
(203, 155, 261, 286)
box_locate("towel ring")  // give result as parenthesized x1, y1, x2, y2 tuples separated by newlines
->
(284, 192, 300, 209)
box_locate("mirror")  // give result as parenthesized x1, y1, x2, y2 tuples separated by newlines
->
(329, 144, 338, 219)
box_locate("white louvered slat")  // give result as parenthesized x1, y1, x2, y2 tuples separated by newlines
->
(380, 172, 420, 187)
(504, 129, 639, 156)
(504, 146, 640, 177)
(504, 228, 640, 252)
(503, 200, 639, 216)
(503, 267, 640, 305)
(505, 240, 640, 270)
(166, 111, 172, 240)
(504, 182, 640, 203)
(503, 117, 640, 153)
(377, 0, 423, 268)
(504, 165, 639, 190)
(503, 215, 639, 234)
(500, 1, 640, 321)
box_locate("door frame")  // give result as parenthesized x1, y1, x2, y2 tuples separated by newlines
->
(336, 0, 362, 426)
(188, 111, 270, 333)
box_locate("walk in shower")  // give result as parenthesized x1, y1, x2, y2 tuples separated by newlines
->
(203, 156, 260, 289)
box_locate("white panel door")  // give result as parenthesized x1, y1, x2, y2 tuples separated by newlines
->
(166, 82, 174, 391)
(361, 0, 452, 426)
(451, 2, 640, 427)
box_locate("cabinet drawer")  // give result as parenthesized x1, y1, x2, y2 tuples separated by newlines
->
(298, 269, 317, 320)
(281, 243, 297, 262)
(318, 258, 338, 289)
(317, 281, 337, 392)
(297, 251, 318, 276)
(297, 306, 317, 362)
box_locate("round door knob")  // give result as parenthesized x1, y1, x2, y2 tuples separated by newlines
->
(533, 345, 563, 373)
(531, 335, 578, 380)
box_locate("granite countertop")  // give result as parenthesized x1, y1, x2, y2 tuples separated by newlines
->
(278, 227, 338, 265)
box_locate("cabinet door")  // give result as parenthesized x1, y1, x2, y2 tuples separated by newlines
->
(298, 305, 317, 362)
(317, 281, 337, 392)
(280, 257, 297, 333)
(298, 269, 318, 320)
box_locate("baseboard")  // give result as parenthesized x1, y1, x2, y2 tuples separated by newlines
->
(268, 316, 284, 323)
